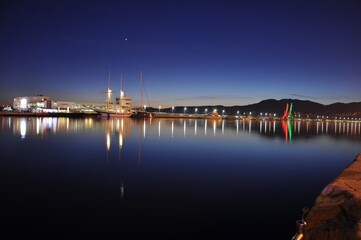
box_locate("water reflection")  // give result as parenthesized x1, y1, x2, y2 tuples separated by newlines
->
(2, 116, 361, 239)
(3, 117, 361, 144)
(20, 118, 26, 139)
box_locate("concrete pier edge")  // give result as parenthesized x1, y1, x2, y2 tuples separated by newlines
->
(304, 153, 361, 240)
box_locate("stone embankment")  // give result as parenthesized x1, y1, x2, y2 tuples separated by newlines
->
(304, 153, 361, 240)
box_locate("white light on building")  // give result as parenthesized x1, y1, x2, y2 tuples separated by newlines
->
(20, 99, 27, 109)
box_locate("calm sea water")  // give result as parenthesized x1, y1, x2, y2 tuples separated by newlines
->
(1, 117, 361, 239)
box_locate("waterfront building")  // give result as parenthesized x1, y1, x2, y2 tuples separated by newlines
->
(12, 93, 131, 112)
(13, 95, 50, 110)
(13, 95, 75, 112)
(51, 101, 75, 112)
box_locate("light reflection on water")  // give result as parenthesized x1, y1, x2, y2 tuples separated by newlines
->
(1, 116, 361, 238)
(8, 117, 361, 140)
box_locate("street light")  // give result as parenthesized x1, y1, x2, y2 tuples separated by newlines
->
(195, 108, 198, 113)
(222, 110, 225, 115)
(237, 111, 239, 115)
(172, 106, 174, 113)
(184, 107, 187, 113)
(205, 108, 208, 114)
(158, 106, 161, 113)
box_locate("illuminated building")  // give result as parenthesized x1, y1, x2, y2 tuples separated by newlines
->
(13, 95, 74, 112)
(13, 95, 50, 110)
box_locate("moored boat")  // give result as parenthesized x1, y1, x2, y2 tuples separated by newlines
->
(131, 110, 153, 119)
(225, 115, 236, 120)
(204, 112, 222, 119)
(131, 72, 153, 119)
(97, 72, 133, 118)
(98, 109, 133, 118)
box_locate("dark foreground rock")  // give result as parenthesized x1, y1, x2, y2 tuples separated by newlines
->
(304, 153, 361, 240)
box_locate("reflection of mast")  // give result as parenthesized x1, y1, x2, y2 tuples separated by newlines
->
(118, 119, 124, 149)
(105, 119, 111, 165)
(137, 119, 145, 165)
(120, 181, 124, 199)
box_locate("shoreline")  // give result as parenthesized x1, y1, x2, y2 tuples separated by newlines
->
(1, 111, 361, 122)
(0, 112, 99, 118)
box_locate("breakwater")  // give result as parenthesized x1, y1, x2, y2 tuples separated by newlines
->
(304, 153, 361, 240)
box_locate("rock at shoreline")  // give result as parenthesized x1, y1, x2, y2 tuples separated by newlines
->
(304, 153, 361, 240)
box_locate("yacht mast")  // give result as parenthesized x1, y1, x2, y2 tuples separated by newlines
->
(107, 71, 111, 110)
(140, 71, 144, 110)
(119, 74, 123, 111)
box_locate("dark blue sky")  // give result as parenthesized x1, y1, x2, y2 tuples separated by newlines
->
(1, 0, 361, 106)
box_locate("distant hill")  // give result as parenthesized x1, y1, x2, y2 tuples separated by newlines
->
(148, 99, 361, 116)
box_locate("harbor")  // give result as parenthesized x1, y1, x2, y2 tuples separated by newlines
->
(2, 116, 361, 239)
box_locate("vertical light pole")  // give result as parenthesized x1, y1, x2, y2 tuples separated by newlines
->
(159, 106, 161, 113)
(195, 108, 198, 114)
(172, 106, 174, 113)
(205, 108, 208, 114)
(222, 109, 225, 115)
(184, 107, 187, 114)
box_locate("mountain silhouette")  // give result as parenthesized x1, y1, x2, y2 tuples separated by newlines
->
(149, 99, 361, 116)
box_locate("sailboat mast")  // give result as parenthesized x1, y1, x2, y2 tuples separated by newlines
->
(140, 71, 144, 110)
(107, 71, 111, 110)
(119, 74, 123, 111)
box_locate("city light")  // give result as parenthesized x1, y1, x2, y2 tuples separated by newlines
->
(20, 98, 27, 109)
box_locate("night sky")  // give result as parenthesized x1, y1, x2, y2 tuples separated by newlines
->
(1, 0, 361, 107)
